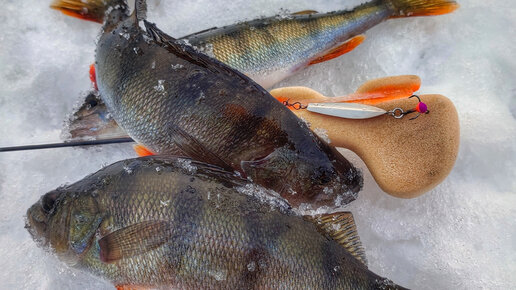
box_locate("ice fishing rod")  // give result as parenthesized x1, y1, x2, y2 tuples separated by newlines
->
(0, 137, 135, 152)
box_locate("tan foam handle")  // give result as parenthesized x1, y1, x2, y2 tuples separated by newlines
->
(270, 86, 460, 198)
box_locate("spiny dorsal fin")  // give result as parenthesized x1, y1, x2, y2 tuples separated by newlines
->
(307, 211, 368, 266)
(143, 20, 269, 96)
(98, 220, 171, 263)
(291, 10, 318, 15)
(132, 0, 147, 22)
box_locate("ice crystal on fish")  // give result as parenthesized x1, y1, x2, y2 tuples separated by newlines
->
(119, 32, 130, 40)
(195, 43, 215, 58)
(159, 200, 170, 207)
(153, 80, 165, 93)
(209, 269, 227, 281)
(247, 261, 257, 272)
(175, 158, 197, 174)
(170, 64, 184, 70)
(133, 47, 143, 55)
(123, 165, 133, 174)
(314, 127, 331, 144)
(323, 186, 334, 196)
(236, 184, 290, 213)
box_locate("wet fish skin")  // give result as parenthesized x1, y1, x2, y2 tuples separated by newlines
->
(95, 7, 362, 207)
(26, 156, 407, 289)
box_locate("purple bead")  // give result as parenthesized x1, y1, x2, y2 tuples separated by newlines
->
(418, 102, 428, 113)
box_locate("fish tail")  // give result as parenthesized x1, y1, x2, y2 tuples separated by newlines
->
(384, 0, 459, 18)
(64, 91, 130, 141)
(50, 0, 124, 23)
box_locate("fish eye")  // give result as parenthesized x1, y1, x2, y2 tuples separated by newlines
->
(87, 99, 98, 108)
(41, 191, 60, 213)
(85, 94, 99, 108)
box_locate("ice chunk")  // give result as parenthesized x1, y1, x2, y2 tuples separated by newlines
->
(236, 184, 291, 213)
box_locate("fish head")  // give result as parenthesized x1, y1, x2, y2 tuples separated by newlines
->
(303, 157, 363, 207)
(283, 153, 362, 207)
(26, 188, 103, 266)
(242, 146, 363, 207)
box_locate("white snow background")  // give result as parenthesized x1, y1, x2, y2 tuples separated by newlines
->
(1, 0, 515, 289)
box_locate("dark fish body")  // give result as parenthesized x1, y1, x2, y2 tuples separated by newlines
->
(26, 157, 406, 289)
(95, 7, 362, 207)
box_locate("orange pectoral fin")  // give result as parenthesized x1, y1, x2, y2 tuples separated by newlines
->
(344, 75, 421, 105)
(89, 63, 98, 90)
(309, 35, 365, 66)
(133, 144, 155, 157)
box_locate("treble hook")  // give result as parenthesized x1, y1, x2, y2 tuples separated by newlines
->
(387, 95, 430, 120)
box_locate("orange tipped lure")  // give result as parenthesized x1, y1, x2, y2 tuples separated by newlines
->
(51, 0, 458, 89)
(276, 75, 422, 108)
(284, 76, 428, 121)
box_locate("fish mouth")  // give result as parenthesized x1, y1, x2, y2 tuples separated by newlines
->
(25, 203, 49, 246)
(25, 189, 65, 246)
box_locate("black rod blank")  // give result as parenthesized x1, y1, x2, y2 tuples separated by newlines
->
(0, 138, 135, 152)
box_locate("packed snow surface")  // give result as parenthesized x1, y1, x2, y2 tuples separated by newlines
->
(1, 0, 515, 289)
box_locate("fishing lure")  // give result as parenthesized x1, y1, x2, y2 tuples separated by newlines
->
(284, 95, 429, 120)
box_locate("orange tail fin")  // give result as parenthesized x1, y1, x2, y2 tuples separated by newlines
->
(50, 0, 115, 23)
(386, 0, 459, 18)
(309, 35, 365, 65)
(133, 144, 155, 157)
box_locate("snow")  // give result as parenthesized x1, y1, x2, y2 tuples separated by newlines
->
(0, 0, 515, 289)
